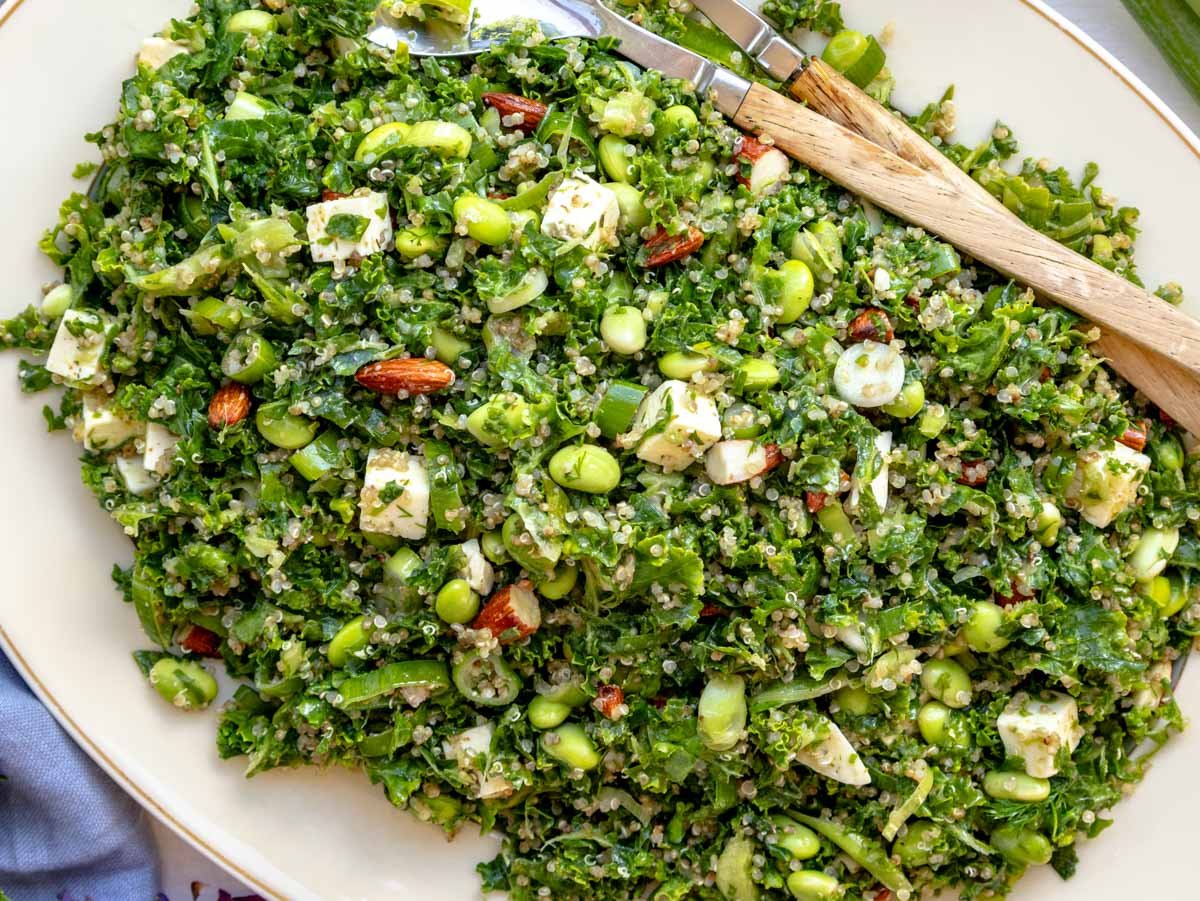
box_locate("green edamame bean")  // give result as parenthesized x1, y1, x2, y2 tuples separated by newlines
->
(542, 723, 601, 771)
(917, 701, 970, 748)
(1034, 499, 1063, 546)
(534, 564, 578, 600)
(395, 225, 448, 260)
(963, 601, 1010, 653)
(466, 393, 532, 447)
(149, 657, 218, 710)
(892, 820, 942, 867)
(658, 350, 717, 380)
(656, 104, 699, 142)
(990, 825, 1053, 866)
(355, 121, 411, 163)
(435, 578, 480, 624)
(385, 546, 421, 583)
(453, 194, 511, 246)
(921, 658, 972, 708)
(430, 327, 469, 365)
(328, 616, 370, 666)
(770, 817, 821, 860)
(41, 284, 73, 319)
(549, 444, 622, 494)
(697, 674, 747, 752)
(403, 120, 473, 158)
(227, 9, 277, 34)
(835, 684, 876, 715)
(255, 401, 319, 449)
(604, 182, 649, 231)
(600, 306, 647, 355)
(528, 695, 571, 730)
(882, 380, 925, 419)
(735, 358, 779, 394)
(983, 770, 1051, 803)
(599, 135, 638, 183)
(768, 260, 815, 325)
(480, 530, 511, 565)
(786, 870, 840, 901)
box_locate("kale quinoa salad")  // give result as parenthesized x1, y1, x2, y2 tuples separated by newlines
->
(3, 0, 1199, 898)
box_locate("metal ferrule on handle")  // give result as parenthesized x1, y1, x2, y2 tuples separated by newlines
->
(581, 0, 753, 117)
(687, 0, 807, 82)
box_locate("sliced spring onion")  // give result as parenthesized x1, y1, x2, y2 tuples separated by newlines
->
(335, 660, 449, 710)
(593, 380, 648, 438)
(789, 813, 914, 894)
(821, 30, 887, 88)
(882, 761, 935, 841)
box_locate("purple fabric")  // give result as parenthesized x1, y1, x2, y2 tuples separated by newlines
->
(0, 653, 159, 900)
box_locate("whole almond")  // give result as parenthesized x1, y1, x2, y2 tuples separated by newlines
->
(481, 92, 549, 133)
(1117, 423, 1148, 452)
(180, 624, 222, 658)
(594, 684, 625, 720)
(472, 580, 541, 643)
(355, 358, 455, 396)
(761, 443, 784, 476)
(847, 308, 894, 344)
(643, 226, 704, 268)
(208, 382, 251, 428)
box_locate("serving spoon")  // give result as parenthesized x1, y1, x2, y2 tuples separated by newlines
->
(369, 0, 1200, 435)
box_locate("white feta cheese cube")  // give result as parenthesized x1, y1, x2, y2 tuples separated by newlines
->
(358, 448, 429, 540)
(116, 455, 158, 496)
(997, 691, 1083, 778)
(541, 176, 620, 249)
(1072, 443, 1151, 528)
(443, 723, 513, 800)
(46, 309, 112, 386)
(76, 394, 142, 452)
(849, 430, 892, 513)
(306, 192, 393, 264)
(705, 440, 769, 486)
(458, 538, 495, 596)
(795, 717, 871, 786)
(143, 423, 180, 475)
(137, 36, 189, 70)
(624, 379, 721, 473)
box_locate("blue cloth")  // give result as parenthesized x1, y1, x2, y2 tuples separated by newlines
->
(0, 652, 159, 900)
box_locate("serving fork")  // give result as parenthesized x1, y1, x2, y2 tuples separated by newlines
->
(369, 0, 1200, 434)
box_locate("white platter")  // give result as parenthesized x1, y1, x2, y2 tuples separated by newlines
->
(1, 0, 1198, 897)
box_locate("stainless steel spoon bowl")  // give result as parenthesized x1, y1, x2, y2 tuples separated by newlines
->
(367, 0, 598, 56)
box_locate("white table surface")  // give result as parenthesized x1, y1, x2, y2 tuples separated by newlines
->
(48, 0, 1200, 897)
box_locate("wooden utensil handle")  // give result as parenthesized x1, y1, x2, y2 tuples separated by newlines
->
(787, 61, 1200, 434)
(790, 59, 994, 204)
(735, 81, 1200, 378)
